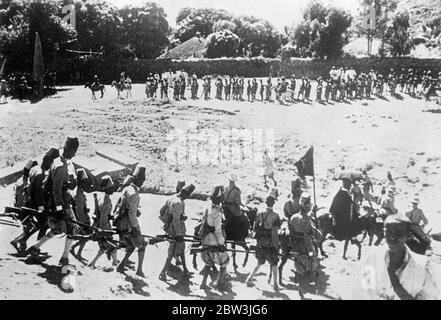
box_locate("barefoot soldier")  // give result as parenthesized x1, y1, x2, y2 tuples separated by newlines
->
(278, 178, 302, 285)
(289, 192, 320, 298)
(10, 160, 39, 252)
(70, 168, 92, 261)
(159, 184, 195, 281)
(115, 165, 147, 277)
(199, 186, 230, 289)
(27, 137, 80, 266)
(246, 195, 281, 291)
(89, 175, 118, 269)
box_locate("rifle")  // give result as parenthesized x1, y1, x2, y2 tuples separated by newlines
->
(4, 206, 57, 220)
(142, 234, 201, 245)
(190, 246, 251, 255)
(0, 218, 20, 228)
(0, 213, 19, 220)
(69, 219, 117, 236)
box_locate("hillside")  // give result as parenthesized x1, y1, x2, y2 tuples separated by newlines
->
(345, 0, 441, 58)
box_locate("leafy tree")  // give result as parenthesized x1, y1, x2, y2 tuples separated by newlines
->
(119, 2, 170, 59)
(206, 29, 240, 58)
(213, 20, 237, 33)
(385, 12, 414, 56)
(235, 15, 281, 58)
(290, 1, 352, 59)
(0, 0, 76, 72)
(353, 0, 399, 55)
(61, 0, 125, 57)
(174, 8, 234, 43)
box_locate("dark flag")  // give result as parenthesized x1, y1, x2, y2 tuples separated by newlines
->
(295, 146, 314, 179)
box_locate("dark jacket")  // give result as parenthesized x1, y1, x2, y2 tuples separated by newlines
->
(329, 189, 359, 241)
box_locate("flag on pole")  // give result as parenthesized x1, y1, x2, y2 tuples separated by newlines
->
(295, 146, 314, 179)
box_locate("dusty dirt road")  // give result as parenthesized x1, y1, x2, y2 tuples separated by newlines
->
(0, 83, 441, 300)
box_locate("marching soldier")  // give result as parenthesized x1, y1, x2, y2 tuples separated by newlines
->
(27, 137, 80, 266)
(159, 184, 195, 281)
(246, 195, 281, 291)
(199, 186, 229, 289)
(10, 160, 38, 252)
(278, 179, 302, 285)
(89, 175, 118, 269)
(115, 165, 147, 277)
(70, 168, 92, 261)
(289, 192, 320, 298)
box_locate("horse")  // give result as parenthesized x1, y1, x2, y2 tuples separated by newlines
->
(111, 80, 132, 99)
(145, 81, 156, 98)
(191, 205, 257, 271)
(84, 82, 105, 100)
(315, 205, 384, 260)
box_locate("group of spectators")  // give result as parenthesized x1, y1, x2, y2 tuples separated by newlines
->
(0, 70, 57, 103)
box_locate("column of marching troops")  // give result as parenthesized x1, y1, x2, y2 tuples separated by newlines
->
(4, 136, 436, 296)
(4, 136, 315, 292)
(128, 67, 440, 103)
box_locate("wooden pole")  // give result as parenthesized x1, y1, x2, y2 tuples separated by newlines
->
(312, 145, 317, 210)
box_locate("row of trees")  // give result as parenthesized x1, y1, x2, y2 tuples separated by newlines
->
(0, 0, 418, 73)
(0, 0, 170, 71)
(172, 8, 284, 58)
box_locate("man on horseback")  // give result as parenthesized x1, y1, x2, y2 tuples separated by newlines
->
(379, 186, 398, 218)
(330, 178, 361, 260)
(406, 197, 431, 250)
(119, 72, 125, 86)
(246, 195, 281, 291)
(222, 174, 243, 218)
(91, 75, 101, 88)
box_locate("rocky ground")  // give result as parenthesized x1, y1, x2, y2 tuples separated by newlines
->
(1, 82, 441, 300)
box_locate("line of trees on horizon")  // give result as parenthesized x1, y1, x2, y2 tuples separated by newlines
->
(0, 0, 426, 73)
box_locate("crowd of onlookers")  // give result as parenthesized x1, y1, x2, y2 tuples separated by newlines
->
(0, 70, 57, 103)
